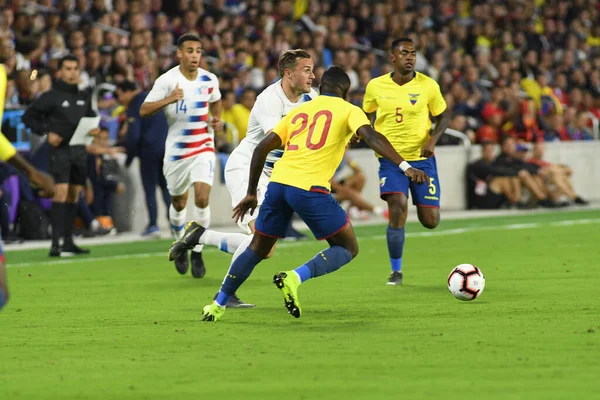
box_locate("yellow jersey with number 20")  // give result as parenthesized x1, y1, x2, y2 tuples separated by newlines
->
(270, 95, 370, 191)
(363, 72, 446, 161)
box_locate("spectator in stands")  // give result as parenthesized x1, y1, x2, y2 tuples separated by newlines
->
(331, 151, 386, 220)
(494, 135, 557, 208)
(115, 80, 170, 237)
(87, 127, 125, 231)
(528, 141, 588, 205)
(568, 111, 594, 140)
(468, 141, 520, 209)
(220, 89, 239, 150)
(227, 88, 255, 143)
(543, 113, 570, 142)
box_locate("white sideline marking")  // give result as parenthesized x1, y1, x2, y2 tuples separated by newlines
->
(8, 218, 600, 269)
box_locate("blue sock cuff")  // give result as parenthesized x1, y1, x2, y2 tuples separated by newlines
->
(0, 289, 6, 311)
(387, 226, 405, 233)
(294, 264, 312, 283)
(390, 257, 402, 272)
(215, 290, 229, 306)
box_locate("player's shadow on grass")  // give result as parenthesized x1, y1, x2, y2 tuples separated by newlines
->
(392, 284, 448, 293)
(224, 306, 387, 330)
(146, 277, 225, 289)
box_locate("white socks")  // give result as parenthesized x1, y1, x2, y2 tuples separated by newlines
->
(231, 234, 253, 264)
(200, 230, 249, 254)
(193, 206, 211, 252)
(169, 204, 186, 240)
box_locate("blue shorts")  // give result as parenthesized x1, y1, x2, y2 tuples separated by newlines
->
(255, 182, 349, 240)
(378, 156, 440, 208)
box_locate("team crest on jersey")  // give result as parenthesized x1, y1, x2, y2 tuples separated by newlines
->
(408, 93, 420, 105)
(198, 86, 213, 95)
(380, 177, 387, 187)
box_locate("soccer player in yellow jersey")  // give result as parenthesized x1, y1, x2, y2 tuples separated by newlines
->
(1, 62, 55, 310)
(189, 66, 428, 321)
(363, 38, 451, 285)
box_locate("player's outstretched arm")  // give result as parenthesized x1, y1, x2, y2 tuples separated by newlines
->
(140, 83, 183, 117)
(7, 152, 55, 197)
(232, 132, 282, 223)
(356, 125, 429, 184)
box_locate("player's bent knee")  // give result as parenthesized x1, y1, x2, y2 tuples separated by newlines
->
(265, 243, 277, 259)
(194, 196, 209, 209)
(347, 242, 359, 259)
(419, 214, 439, 230)
(171, 198, 187, 212)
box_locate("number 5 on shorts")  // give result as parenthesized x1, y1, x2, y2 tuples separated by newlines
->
(428, 177, 436, 195)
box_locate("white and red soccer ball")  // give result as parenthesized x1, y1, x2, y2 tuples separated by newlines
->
(448, 264, 485, 301)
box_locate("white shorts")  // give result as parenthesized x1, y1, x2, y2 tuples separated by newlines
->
(163, 153, 215, 196)
(224, 146, 269, 233)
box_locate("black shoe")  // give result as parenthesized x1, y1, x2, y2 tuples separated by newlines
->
(190, 251, 206, 278)
(538, 199, 558, 208)
(575, 196, 589, 205)
(386, 271, 403, 285)
(174, 250, 189, 275)
(3, 235, 24, 244)
(49, 246, 61, 257)
(61, 243, 90, 256)
(212, 292, 256, 308)
(168, 222, 206, 261)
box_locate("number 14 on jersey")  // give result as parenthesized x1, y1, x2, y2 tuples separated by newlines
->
(176, 100, 187, 114)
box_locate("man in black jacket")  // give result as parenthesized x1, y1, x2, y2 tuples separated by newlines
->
(115, 80, 170, 237)
(23, 55, 96, 256)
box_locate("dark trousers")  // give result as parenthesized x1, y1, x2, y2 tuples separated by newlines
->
(92, 185, 115, 216)
(140, 157, 170, 227)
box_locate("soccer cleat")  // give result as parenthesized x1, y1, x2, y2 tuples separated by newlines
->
(190, 251, 206, 278)
(201, 302, 226, 322)
(49, 246, 61, 257)
(168, 221, 206, 261)
(61, 243, 90, 256)
(273, 271, 302, 318)
(387, 271, 403, 285)
(212, 292, 256, 308)
(141, 225, 161, 237)
(173, 249, 189, 275)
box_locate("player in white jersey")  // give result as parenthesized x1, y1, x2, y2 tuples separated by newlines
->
(168, 50, 316, 308)
(140, 34, 222, 278)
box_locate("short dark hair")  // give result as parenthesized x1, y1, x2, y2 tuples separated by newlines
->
(390, 37, 414, 52)
(177, 33, 201, 48)
(58, 54, 79, 69)
(320, 66, 350, 94)
(278, 49, 311, 78)
(116, 80, 137, 93)
(500, 135, 515, 146)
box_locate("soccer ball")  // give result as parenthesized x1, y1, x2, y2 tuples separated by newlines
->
(447, 264, 485, 301)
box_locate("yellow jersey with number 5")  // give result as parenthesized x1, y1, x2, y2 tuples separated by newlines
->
(363, 72, 446, 161)
(270, 95, 370, 191)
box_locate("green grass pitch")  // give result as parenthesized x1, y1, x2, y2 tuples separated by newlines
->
(1, 209, 599, 399)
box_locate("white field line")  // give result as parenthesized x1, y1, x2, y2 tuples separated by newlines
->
(8, 218, 600, 269)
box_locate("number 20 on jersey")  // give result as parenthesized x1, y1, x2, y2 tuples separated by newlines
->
(286, 111, 333, 151)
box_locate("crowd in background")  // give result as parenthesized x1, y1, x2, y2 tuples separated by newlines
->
(0, 0, 599, 241)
